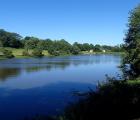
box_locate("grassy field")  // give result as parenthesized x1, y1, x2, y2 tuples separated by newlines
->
(127, 78, 140, 84)
(2, 48, 50, 57)
(0, 48, 125, 59)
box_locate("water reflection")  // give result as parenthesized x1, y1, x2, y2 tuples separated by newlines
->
(0, 55, 121, 82)
(0, 82, 95, 120)
(0, 55, 121, 120)
(0, 68, 21, 81)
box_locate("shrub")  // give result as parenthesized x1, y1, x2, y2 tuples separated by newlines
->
(1, 49, 14, 58)
(31, 49, 44, 57)
(63, 80, 140, 120)
(70, 46, 80, 55)
(22, 50, 30, 56)
(123, 5, 140, 78)
(48, 49, 60, 56)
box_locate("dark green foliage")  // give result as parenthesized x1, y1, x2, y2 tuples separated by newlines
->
(47, 39, 79, 56)
(53, 39, 72, 54)
(27, 80, 140, 120)
(43, 39, 54, 51)
(123, 5, 140, 78)
(70, 46, 80, 55)
(48, 49, 60, 56)
(24, 37, 39, 50)
(1, 49, 14, 58)
(31, 49, 44, 57)
(0, 29, 123, 56)
(82, 43, 92, 51)
(73, 42, 94, 51)
(111, 45, 123, 52)
(63, 80, 140, 120)
(94, 44, 102, 52)
(102, 45, 124, 52)
(0, 29, 22, 48)
(37, 41, 48, 50)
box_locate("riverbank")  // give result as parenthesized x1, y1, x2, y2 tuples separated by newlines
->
(6, 48, 50, 56)
(0, 48, 50, 58)
(55, 79, 140, 120)
(81, 51, 125, 55)
(0, 48, 125, 59)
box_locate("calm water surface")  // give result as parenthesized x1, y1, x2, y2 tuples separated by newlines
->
(0, 54, 121, 120)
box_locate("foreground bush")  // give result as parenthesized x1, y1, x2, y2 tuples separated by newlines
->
(63, 80, 140, 120)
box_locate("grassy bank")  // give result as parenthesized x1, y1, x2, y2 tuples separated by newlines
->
(8, 48, 50, 57)
(127, 79, 140, 84)
(0, 48, 50, 58)
(81, 51, 125, 55)
(0, 48, 125, 59)
(0, 56, 6, 60)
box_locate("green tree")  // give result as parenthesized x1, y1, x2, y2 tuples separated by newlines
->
(73, 42, 83, 51)
(89, 44, 94, 50)
(82, 43, 91, 51)
(48, 39, 72, 55)
(71, 46, 80, 55)
(37, 40, 47, 50)
(0, 29, 22, 48)
(123, 4, 140, 78)
(31, 49, 44, 57)
(94, 44, 102, 52)
(24, 37, 39, 50)
(56, 39, 72, 53)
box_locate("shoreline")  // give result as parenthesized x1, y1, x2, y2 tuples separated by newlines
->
(0, 52, 124, 60)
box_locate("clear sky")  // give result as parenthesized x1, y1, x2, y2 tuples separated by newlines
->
(0, 0, 140, 45)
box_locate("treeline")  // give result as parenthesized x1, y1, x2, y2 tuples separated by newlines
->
(0, 29, 124, 57)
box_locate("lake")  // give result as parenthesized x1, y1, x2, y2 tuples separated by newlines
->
(0, 54, 121, 120)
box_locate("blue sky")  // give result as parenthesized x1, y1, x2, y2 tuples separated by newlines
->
(0, 0, 140, 45)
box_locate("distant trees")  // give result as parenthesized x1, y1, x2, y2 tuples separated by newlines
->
(101, 45, 124, 52)
(24, 37, 39, 50)
(32, 49, 44, 57)
(73, 42, 94, 51)
(0, 29, 124, 57)
(37, 40, 48, 50)
(52, 39, 72, 54)
(46, 39, 80, 56)
(72, 43, 123, 53)
(71, 45, 81, 55)
(123, 4, 140, 78)
(94, 44, 102, 52)
(0, 29, 23, 48)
